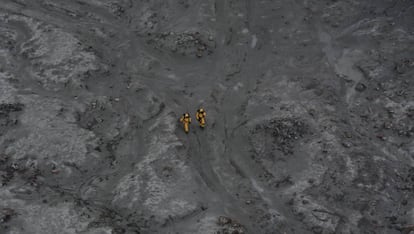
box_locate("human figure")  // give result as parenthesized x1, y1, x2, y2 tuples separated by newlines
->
(196, 108, 206, 128)
(180, 113, 191, 133)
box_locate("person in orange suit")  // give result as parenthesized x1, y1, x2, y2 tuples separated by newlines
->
(196, 108, 206, 128)
(180, 113, 191, 133)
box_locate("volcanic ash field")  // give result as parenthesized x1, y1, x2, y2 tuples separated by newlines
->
(0, 0, 413, 233)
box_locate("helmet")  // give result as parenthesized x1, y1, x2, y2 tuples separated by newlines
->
(185, 113, 189, 117)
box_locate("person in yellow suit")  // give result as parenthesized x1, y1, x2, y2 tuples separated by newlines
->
(196, 108, 206, 128)
(180, 113, 191, 133)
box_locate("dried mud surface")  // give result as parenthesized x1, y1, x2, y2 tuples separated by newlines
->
(0, 0, 413, 233)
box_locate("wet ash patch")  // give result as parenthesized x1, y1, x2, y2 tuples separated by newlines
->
(0, 155, 15, 186)
(0, 103, 24, 118)
(0, 103, 24, 133)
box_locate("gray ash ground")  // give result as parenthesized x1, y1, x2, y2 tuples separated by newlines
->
(0, 0, 413, 233)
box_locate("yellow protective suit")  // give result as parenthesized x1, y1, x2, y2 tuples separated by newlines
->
(196, 108, 206, 128)
(180, 113, 191, 133)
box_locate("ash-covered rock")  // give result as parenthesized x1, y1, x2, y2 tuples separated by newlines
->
(356, 59, 394, 81)
(251, 118, 308, 155)
(216, 216, 247, 234)
(0, 208, 17, 228)
(354, 82, 367, 92)
(147, 31, 215, 57)
(290, 195, 341, 233)
(395, 58, 414, 74)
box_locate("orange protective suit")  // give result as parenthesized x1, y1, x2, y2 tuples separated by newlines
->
(180, 113, 191, 133)
(196, 108, 206, 128)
